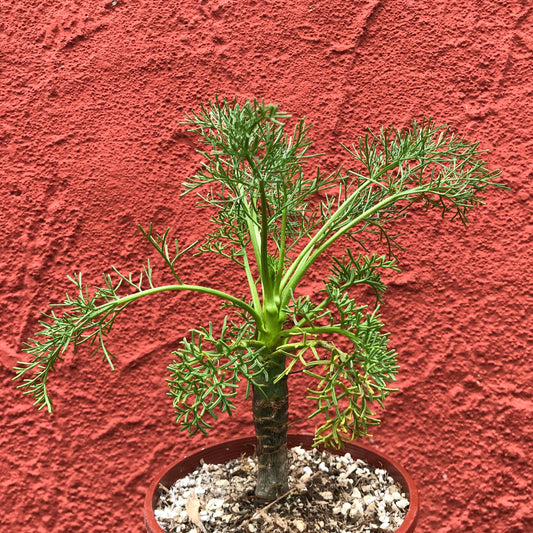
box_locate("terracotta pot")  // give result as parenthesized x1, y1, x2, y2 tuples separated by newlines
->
(144, 434, 419, 532)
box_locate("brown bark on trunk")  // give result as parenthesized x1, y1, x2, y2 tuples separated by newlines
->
(252, 371, 289, 500)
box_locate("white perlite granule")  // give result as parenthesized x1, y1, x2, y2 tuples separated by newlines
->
(155, 446, 409, 533)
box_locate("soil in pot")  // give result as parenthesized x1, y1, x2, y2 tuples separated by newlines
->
(145, 435, 419, 533)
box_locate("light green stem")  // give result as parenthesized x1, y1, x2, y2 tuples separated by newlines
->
(280, 186, 422, 307)
(100, 283, 264, 329)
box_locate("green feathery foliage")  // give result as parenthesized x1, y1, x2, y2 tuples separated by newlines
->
(14, 96, 504, 450)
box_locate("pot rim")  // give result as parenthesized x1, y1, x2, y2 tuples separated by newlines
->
(144, 434, 419, 533)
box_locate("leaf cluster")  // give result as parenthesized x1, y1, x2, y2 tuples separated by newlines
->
(167, 318, 266, 435)
(13, 97, 505, 450)
(14, 272, 135, 410)
(182, 97, 338, 263)
(279, 252, 400, 447)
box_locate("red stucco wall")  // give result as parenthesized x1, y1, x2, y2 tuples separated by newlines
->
(1, 1, 532, 532)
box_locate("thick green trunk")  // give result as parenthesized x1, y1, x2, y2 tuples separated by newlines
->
(252, 354, 289, 501)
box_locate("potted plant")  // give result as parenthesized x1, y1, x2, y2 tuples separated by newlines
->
(14, 97, 504, 532)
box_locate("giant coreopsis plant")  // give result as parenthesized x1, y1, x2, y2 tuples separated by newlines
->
(14, 97, 503, 501)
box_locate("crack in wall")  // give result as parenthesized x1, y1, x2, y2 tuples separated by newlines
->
(332, 0, 383, 136)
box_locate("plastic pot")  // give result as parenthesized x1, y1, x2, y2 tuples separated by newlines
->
(144, 434, 419, 532)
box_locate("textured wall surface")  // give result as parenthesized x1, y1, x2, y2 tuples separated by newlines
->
(1, 1, 532, 532)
